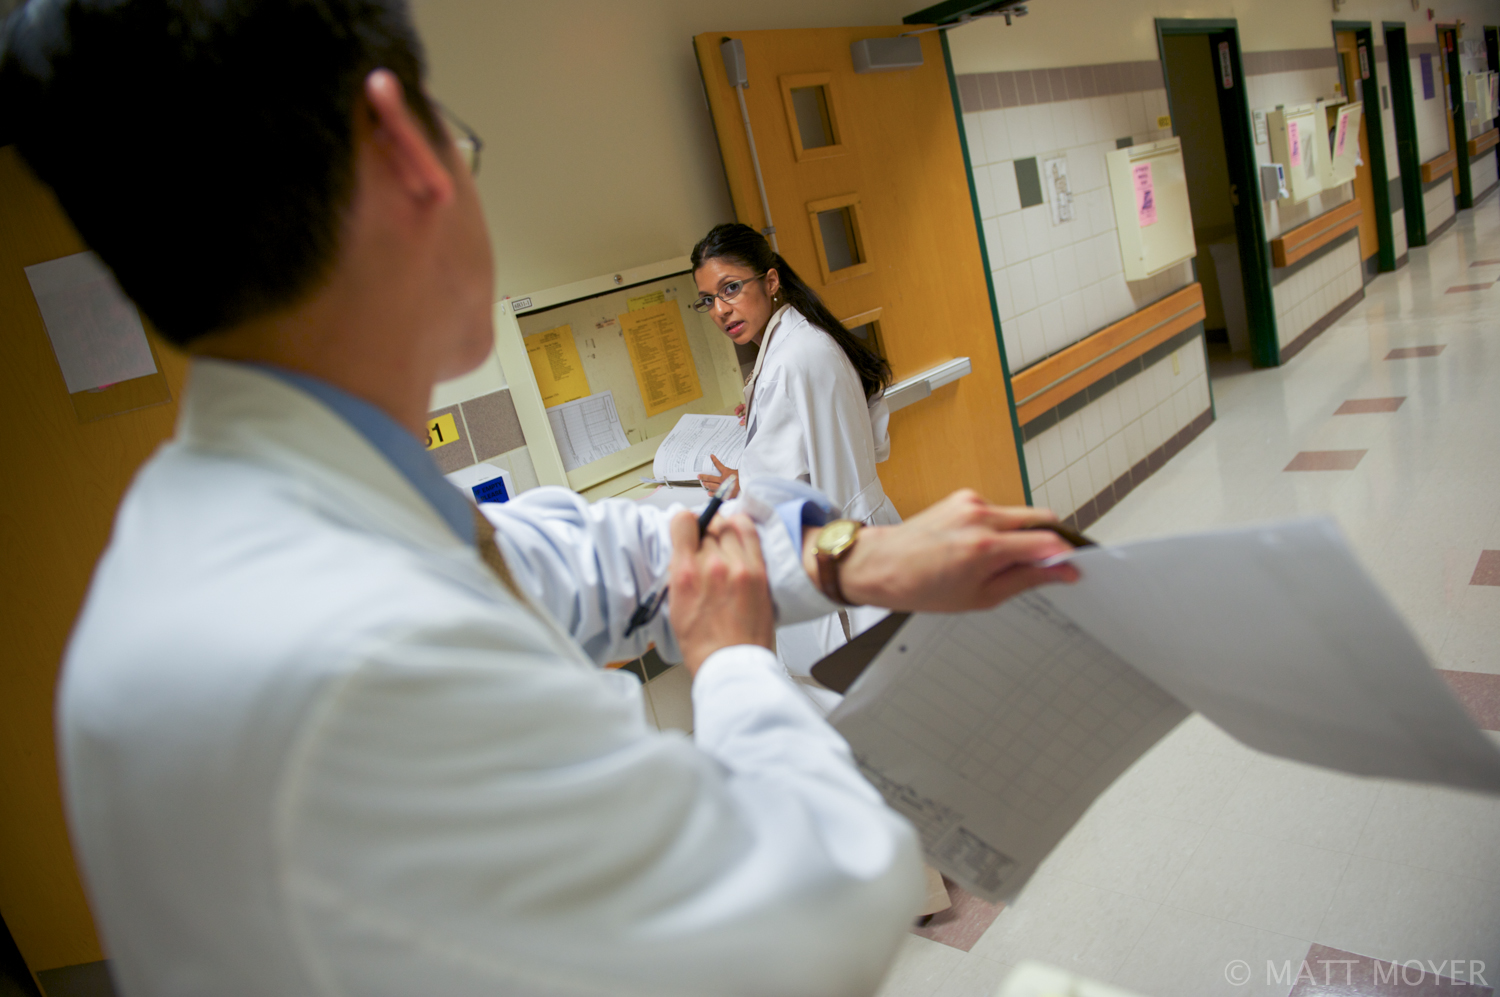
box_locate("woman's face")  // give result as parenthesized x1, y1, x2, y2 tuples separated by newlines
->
(693, 258, 781, 347)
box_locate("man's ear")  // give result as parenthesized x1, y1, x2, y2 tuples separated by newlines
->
(361, 68, 454, 207)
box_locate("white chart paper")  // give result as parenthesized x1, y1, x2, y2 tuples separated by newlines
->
(829, 518, 1500, 904)
(25, 251, 157, 393)
(1044, 519, 1500, 792)
(831, 594, 1189, 903)
(652, 414, 746, 480)
(545, 391, 630, 472)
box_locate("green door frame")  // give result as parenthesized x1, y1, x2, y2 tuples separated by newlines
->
(1155, 19, 1280, 368)
(1489, 28, 1500, 176)
(1333, 22, 1397, 272)
(1439, 25, 1473, 208)
(1384, 23, 1428, 246)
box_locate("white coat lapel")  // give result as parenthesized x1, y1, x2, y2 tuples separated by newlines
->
(742, 303, 792, 439)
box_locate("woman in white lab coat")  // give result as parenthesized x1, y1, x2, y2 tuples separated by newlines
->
(691, 224, 952, 921)
(691, 223, 898, 686)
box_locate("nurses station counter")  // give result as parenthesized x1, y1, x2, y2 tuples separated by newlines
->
(423, 257, 747, 505)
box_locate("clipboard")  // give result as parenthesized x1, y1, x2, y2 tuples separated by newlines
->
(809, 523, 1095, 694)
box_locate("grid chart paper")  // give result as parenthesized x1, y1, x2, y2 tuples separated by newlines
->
(833, 591, 1187, 900)
(545, 391, 630, 471)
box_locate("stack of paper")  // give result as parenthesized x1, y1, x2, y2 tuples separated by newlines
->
(651, 413, 746, 481)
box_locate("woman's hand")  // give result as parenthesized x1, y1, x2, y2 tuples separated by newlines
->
(667, 511, 775, 675)
(812, 490, 1080, 612)
(697, 454, 740, 496)
(734, 403, 746, 427)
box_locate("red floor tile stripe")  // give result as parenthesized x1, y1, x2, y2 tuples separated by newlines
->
(1285, 450, 1367, 471)
(1439, 670, 1500, 733)
(1471, 551, 1500, 586)
(1469, 259, 1500, 266)
(1447, 284, 1495, 293)
(910, 880, 1004, 952)
(1386, 346, 1446, 359)
(1336, 397, 1406, 414)
(1288, 943, 1493, 995)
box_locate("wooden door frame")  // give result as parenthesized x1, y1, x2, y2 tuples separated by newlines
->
(905, 1, 1033, 502)
(1438, 24, 1474, 208)
(1333, 22, 1397, 273)
(1155, 19, 1280, 368)
(1383, 23, 1429, 246)
(934, 30, 1031, 502)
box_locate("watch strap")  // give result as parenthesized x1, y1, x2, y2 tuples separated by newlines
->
(816, 549, 851, 606)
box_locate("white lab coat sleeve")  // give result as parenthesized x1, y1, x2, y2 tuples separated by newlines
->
(480, 486, 838, 666)
(281, 617, 926, 997)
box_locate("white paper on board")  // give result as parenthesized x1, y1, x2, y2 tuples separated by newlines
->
(24, 251, 157, 393)
(545, 390, 630, 471)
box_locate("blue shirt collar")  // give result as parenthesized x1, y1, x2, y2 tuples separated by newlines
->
(253, 365, 476, 545)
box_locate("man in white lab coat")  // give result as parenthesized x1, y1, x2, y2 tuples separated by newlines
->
(1, 1, 1076, 994)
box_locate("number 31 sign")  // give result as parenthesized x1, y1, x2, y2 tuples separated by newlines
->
(426, 412, 460, 451)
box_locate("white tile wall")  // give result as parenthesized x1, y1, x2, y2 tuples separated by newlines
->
(1271, 237, 1363, 353)
(1472, 153, 1498, 199)
(1425, 180, 1457, 233)
(1392, 207, 1410, 260)
(962, 91, 1194, 372)
(1024, 341, 1210, 521)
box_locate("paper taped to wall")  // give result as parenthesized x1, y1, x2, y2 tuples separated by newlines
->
(545, 391, 630, 471)
(1132, 162, 1156, 227)
(651, 414, 746, 480)
(24, 251, 158, 394)
(620, 300, 703, 417)
(826, 519, 1500, 904)
(525, 324, 591, 408)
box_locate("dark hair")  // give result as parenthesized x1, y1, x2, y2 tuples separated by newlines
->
(691, 223, 891, 399)
(0, 0, 440, 345)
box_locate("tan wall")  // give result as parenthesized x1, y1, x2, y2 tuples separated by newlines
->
(946, 0, 1500, 73)
(411, 1, 915, 297)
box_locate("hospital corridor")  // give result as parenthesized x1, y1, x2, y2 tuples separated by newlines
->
(869, 177, 1500, 997)
(2, 1, 1500, 996)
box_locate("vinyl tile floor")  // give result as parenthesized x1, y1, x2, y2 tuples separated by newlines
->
(874, 200, 1500, 997)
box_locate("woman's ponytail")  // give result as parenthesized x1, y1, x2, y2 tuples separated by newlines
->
(691, 224, 892, 399)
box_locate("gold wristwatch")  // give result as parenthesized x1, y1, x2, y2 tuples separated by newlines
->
(813, 519, 862, 605)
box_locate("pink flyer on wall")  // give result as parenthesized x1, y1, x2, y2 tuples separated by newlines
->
(1334, 111, 1349, 159)
(1288, 120, 1302, 166)
(1133, 162, 1157, 227)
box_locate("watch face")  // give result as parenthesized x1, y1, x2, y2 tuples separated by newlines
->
(818, 519, 860, 557)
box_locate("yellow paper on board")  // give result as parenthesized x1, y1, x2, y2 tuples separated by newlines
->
(619, 300, 703, 418)
(525, 324, 591, 407)
(627, 290, 665, 311)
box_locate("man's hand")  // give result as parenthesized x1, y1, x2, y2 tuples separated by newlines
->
(807, 490, 1081, 613)
(668, 511, 775, 676)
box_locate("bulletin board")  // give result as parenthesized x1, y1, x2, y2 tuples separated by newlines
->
(504, 258, 745, 498)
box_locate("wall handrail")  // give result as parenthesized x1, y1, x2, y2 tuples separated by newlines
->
(1468, 129, 1499, 158)
(1420, 149, 1458, 184)
(1010, 284, 1205, 426)
(1270, 198, 1363, 268)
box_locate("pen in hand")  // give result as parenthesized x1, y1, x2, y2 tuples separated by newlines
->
(623, 475, 737, 638)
